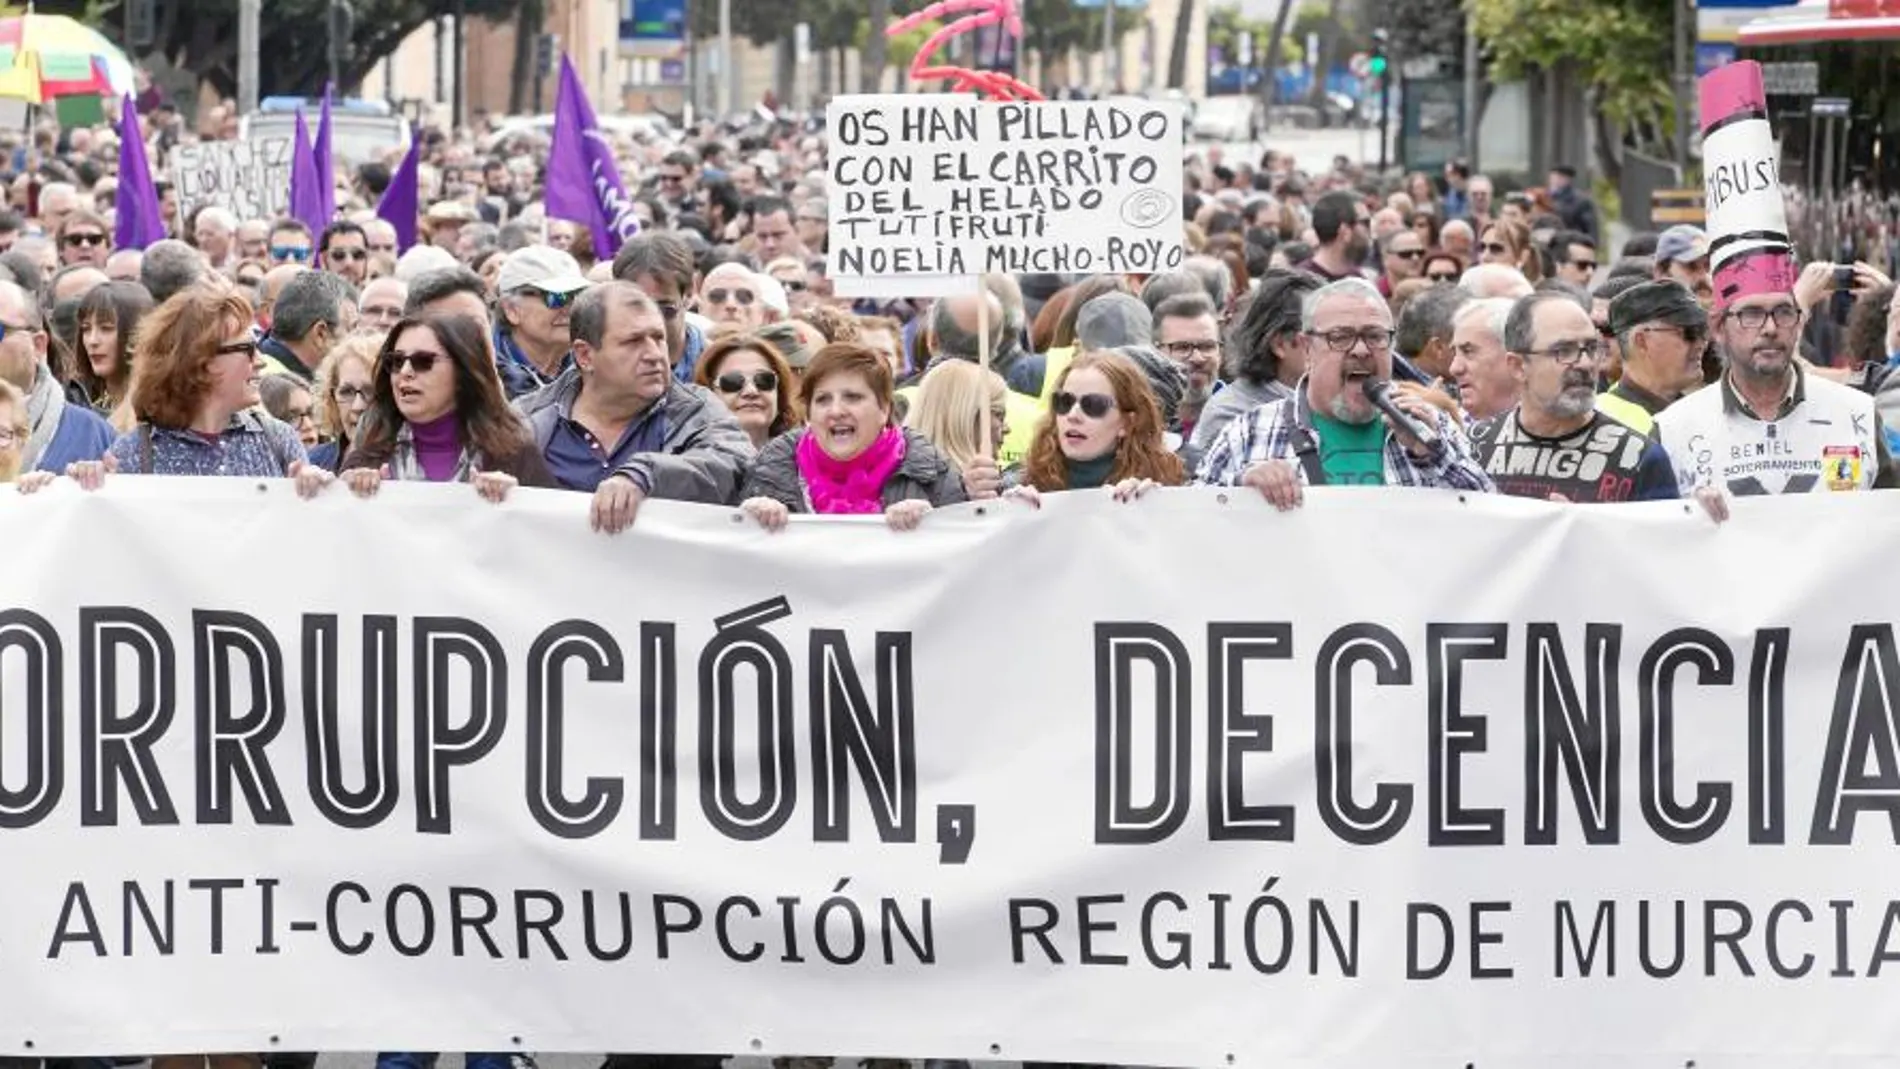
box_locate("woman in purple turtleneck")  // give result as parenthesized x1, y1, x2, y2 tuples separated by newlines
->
(302, 313, 553, 502)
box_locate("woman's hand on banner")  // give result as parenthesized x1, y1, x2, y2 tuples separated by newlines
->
(291, 461, 335, 500)
(471, 470, 517, 504)
(1001, 485, 1042, 510)
(1241, 459, 1303, 511)
(740, 496, 789, 532)
(63, 454, 115, 491)
(1111, 477, 1159, 503)
(342, 466, 387, 498)
(886, 499, 933, 532)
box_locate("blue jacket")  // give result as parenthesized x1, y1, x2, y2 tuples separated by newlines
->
(672, 321, 708, 384)
(34, 405, 115, 473)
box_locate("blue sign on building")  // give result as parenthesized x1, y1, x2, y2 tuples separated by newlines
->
(621, 0, 686, 49)
(1697, 41, 1738, 75)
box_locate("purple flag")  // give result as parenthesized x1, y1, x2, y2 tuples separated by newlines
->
(314, 85, 336, 225)
(113, 95, 166, 250)
(546, 54, 639, 261)
(288, 109, 327, 237)
(376, 136, 422, 253)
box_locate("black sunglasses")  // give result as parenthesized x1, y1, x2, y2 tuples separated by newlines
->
(63, 232, 106, 247)
(716, 369, 779, 394)
(1053, 391, 1117, 419)
(386, 350, 441, 375)
(1427, 271, 1459, 282)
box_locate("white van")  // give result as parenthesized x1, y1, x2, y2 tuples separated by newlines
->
(239, 97, 412, 171)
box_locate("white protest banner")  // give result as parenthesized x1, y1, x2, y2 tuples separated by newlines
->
(171, 136, 294, 222)
(7, 482, 1900, 1065)
(825, 94, 1184, 294)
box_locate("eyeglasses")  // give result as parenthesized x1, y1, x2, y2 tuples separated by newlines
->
(0, 426, 21, 447)
(0, 319, 37, 342)
(1053, 391, 1118, 419)
(515, 287, 575, 310)
(1526, 340, 1605, 366)
(1391, 248, 1426, 260)
(1642, 323, 1708, 345)
(1726, 305, 1802, 332)
(716, 369, 779, 394)
(215, 339, 258, 358)
(271, 245, 311, 262)
(1426, 271, 1460, 283)
(779, 278, 808, 292)
(327, 248, 368, 262)
(1481, 242, 1510, 256)
(1161, 339, 1220, 359)
(335, 384, 373, 405)
(1306, 327, 1395, 353)
(386, 350, 442, 375)
(707, 288, 755, 306)
(1570, 260, 1599, 272)
(286, 407, 316, 424)
(62, 232, 105, 247)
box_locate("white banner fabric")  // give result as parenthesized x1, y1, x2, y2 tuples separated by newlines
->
(5, 480, 1900, 1066)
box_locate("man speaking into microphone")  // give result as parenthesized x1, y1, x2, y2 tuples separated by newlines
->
(1466, 289, 1681, 503)
(1196, 277, 1495, 509)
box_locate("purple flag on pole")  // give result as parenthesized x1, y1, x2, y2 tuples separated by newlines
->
(288, 109, 327, 237)
(546, 54, 640, 261)
(113, 95, 166, 250)
(376, 136, 422, 253)
(314, 85, 336, 225)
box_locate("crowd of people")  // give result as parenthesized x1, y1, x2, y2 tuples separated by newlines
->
(0, 55, 1891, 1069)
(5, 93, 1897, 566)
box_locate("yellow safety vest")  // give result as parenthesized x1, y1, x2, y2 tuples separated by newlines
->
(1595, 391, 1656, 438)
(896, 383, 1048, 468)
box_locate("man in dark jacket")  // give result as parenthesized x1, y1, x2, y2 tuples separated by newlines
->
(516, 281, 753, 533)
(1548, 165, 1601, 244)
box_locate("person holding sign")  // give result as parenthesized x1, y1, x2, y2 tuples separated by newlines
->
(1004, 350, 1185, 504)
(1196, 278, 1493, 508)
(739, 342, 967, 532)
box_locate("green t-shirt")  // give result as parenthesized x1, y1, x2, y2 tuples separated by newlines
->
(1309, 411, 1387, 486)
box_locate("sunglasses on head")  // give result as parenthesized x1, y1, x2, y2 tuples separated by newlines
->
(707, 288, 755, 306)
(386, 350, 441, 375)
(1053, 391, 1117, 419)
(63, 232, 105, 247)
(716, 369, 779, 394)
(516, 287, 574, 310)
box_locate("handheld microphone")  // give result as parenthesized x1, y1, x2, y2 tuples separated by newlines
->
(1360, 378, 1439, 447)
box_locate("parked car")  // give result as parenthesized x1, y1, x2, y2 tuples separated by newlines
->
(1193, 94, 1264, 142)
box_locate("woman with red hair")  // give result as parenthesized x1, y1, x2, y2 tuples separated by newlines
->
(1007, 349, 1186, 505)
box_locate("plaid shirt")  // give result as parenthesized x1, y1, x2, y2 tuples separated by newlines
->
(1195, 382, 1496, 492)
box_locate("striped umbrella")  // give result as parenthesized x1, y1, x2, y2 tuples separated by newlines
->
(0, 14, 136, 104)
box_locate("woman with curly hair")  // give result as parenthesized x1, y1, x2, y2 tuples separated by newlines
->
(1007, 349, 1185, 505)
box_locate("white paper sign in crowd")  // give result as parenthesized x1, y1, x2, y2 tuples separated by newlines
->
(824, 94, 1185, 285)
(7, 482, 1900, 1065)
(169, 136, 294, 224)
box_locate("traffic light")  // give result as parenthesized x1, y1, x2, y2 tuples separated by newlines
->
(1369, 29, 1389, 78)
(536, 33, 560, 78)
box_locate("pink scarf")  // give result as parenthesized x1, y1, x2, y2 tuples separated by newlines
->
(796, 426, 907, 514)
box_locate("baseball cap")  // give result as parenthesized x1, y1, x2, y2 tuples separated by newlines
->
(1655, 225, 1710, 265)
(497, 246, 591, 295)
(1609, 279, 1708, 336)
